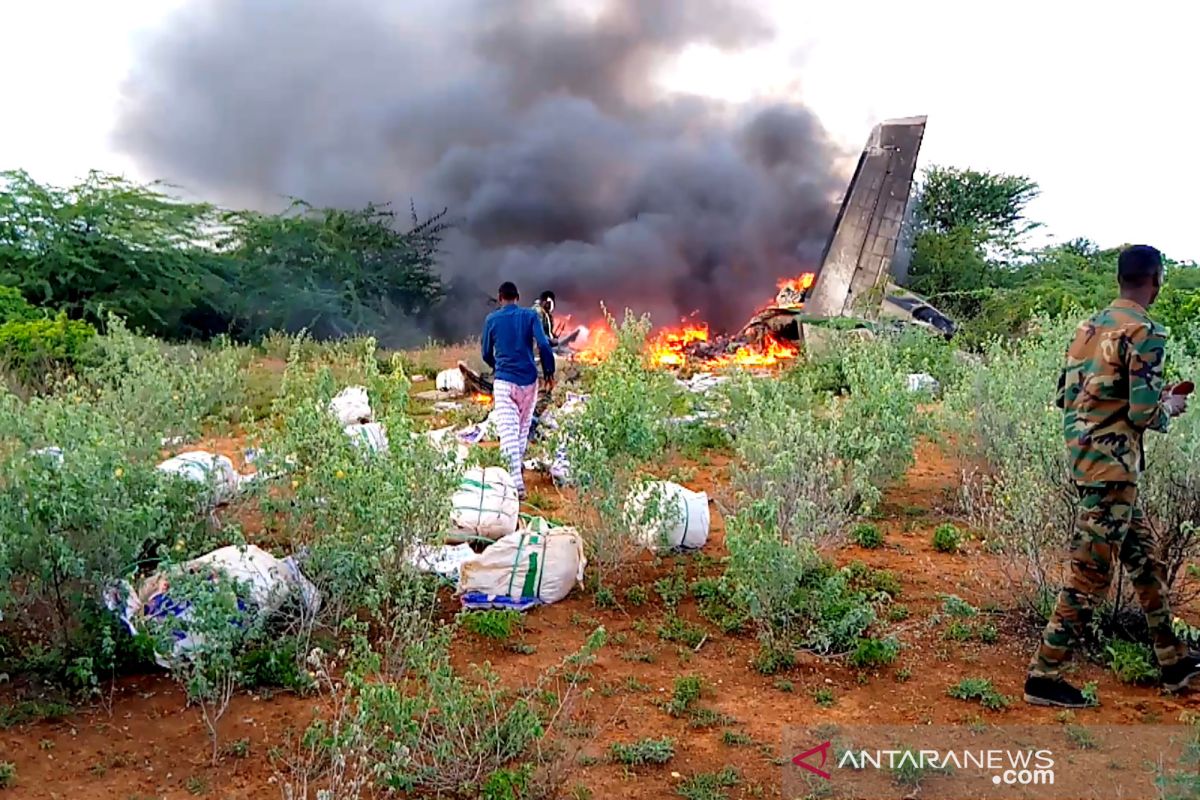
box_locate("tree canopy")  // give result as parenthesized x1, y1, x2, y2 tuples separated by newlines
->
(0, 171, 448, 343)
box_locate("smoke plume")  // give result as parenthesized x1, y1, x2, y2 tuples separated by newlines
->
(116, 0, 848, 344)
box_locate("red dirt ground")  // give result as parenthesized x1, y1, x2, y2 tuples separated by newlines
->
(3, 442, 1198, 799)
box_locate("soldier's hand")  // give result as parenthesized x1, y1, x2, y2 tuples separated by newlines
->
(1164, 393, 1189, 417)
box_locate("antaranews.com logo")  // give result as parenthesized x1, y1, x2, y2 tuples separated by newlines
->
(792, 740, 1055, 787)
(782, 723, 1195, 799)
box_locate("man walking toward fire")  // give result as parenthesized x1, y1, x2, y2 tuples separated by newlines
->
(482, 281, 555, 501)
(1024, 244, 1198, 708)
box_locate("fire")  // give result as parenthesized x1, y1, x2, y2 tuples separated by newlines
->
(648, 323, 710, 367)
(563, 270, 814, 370)
(471, 392, 492, 405)
(716, 333, 799, 368)
(777, 272, 815, 293)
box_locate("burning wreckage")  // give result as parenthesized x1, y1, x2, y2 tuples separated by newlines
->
(448, 115, 951, 393)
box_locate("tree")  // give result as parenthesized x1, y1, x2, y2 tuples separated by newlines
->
(906, 166, 1041, 320)
(213, 201, 449, 340)
(0, 170, 224, 337)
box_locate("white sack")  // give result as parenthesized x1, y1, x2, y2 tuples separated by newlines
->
(625, 480, 710, 552)
(107, 544, 321, 668)
(157, 451, 243, 505)
(329, 386, 372, 425)
(458, 525, 585, 605)
(345, 422, 389, 453)
(450, 466, 520, 541)
(906, 373, 940, 395)
(436, 368, 466, 394)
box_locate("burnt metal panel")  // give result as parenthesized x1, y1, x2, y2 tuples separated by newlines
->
(805, 116, 927, 319)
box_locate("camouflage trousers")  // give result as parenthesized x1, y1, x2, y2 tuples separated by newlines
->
(1029, 482, 1185, 678)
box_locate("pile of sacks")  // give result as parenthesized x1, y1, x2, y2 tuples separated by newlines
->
(156, 451, 254, 507)
(329, 386, 389, 453)
(106, 544, 321, 668)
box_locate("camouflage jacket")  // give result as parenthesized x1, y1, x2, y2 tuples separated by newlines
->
(532, 301, 556, 344)
(1057, 298, 1171, 485)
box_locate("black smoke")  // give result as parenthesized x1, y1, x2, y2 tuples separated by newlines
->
(115, 0, 848, 344)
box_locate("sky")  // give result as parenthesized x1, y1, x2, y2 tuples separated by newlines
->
(2, 0, 1197, 260)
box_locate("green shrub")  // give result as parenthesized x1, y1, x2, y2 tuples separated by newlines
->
(610, 737, 675, 766)
(677, 766, 740, 800)
(664, 675, 703, 717)
(1105, 640, 1159, 684)
(481, 765, 534, 800)
(0, 761, 14, 789)
(725, 506, 875, 660)
(461, 610, 523, 641)
(624, 585, 649, 606)
(940, 595, 978, 617)
(948, 678, 1010, 710)
(932, 524, 963, 553)
(237, 637, 313, 693)
(0, 286, 40, 323)
(851, 523, 884, 549)
(848, 637, 901, 669)
(0, 312, 96, 383)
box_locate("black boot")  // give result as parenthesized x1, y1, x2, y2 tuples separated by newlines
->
(1161, 654, 1200, 693)
(1023, 676, 1092, 708)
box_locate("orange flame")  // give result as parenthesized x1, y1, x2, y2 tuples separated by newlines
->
(564, 272, 811, 369)
(776, 272, 815, 293)
(471, 392, 493, 405)
(648, 323, 710, 367)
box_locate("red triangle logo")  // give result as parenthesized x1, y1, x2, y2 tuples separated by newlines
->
(792, 740, 832, 780)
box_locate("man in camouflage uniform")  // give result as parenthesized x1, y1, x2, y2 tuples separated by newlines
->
(1025, 244, 1196, 707)
(529, 291, 558, 441)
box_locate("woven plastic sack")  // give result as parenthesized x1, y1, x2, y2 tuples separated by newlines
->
(449, 466, 519, 542)
(329, 386, 372, 425)
(106, 544, 320, 668)
(436, 368, 466, 394)
(344, 422, 388, 453)
(157, 451, 242, 505)
(625, 480, 710, 552)
(458, 523, 585, 607)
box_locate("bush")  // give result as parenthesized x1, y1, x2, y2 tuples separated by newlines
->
(556, 308, 676, 581)
(0, 286, 40, 323)
(851, 523, 884, 549)
(461, 610, 523, 641)
(310, 627, 606, 795)
(932, 524, 963, 553)
(726, 336, 918, 549)
(1105, 640, 1159, 684)
(610, 737, 675, 766)
(0, 312, 96, 384)
(948, 678, 1010, 710)
(256, 337, 458, 666)
(848, 637, 901, 669)
(725, 504, 876, 661)
(0, 391, 214, 682)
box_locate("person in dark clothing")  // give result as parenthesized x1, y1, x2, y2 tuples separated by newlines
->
(481, 282, 555, 500)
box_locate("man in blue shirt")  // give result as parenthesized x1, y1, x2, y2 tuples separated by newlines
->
(481, 281, 556, 500)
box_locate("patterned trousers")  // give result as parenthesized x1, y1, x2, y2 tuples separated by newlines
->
(1029, 482, 1184, 678)
(493, 379, 538, 495)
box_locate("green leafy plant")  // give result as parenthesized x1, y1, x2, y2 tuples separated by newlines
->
(677, 766, 740, 800)
(812, 687, 835, 708)
(948, 678, 1011, 710)
(940, 595, 978, 617)
(851, 523, 884, 549)
(932, 524, 964, 553)
(1105, 640, 1159, 684)
(0, 761, 14, 789)
(461, 610, 524, 641)
(664, 675, 703, 717)
(610, 736, 675, 766)
(848, 637, 900, 669)
(624, 585, 649, 606)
